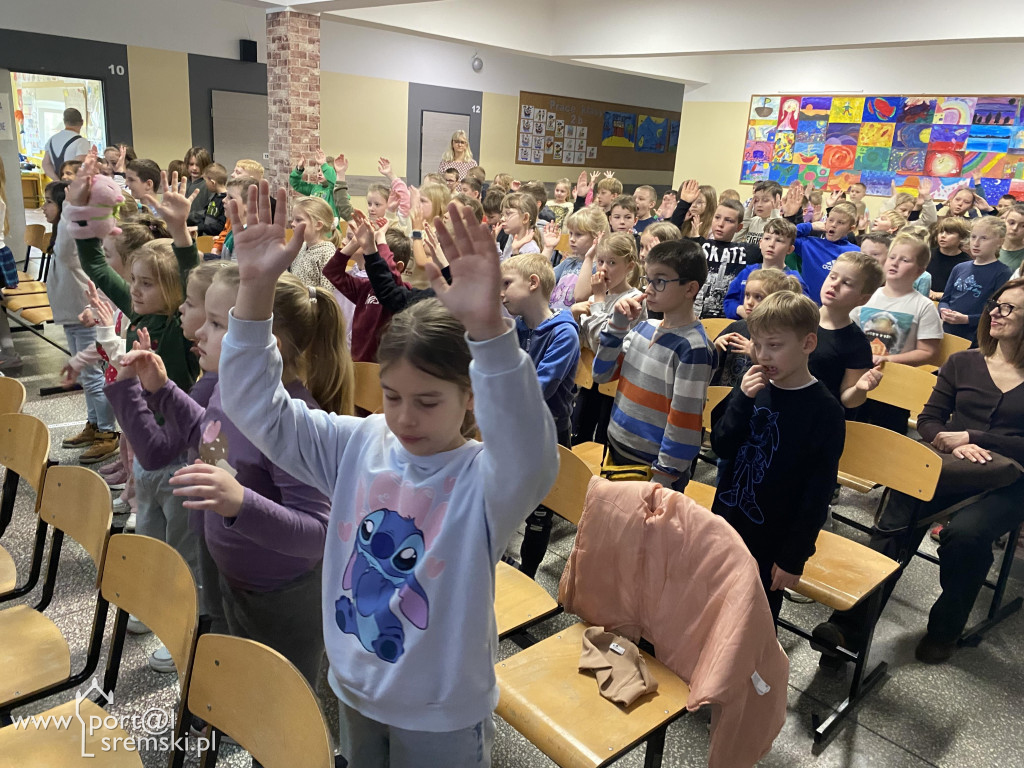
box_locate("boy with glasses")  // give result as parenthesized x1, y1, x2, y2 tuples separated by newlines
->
(593, 240, 716, 491)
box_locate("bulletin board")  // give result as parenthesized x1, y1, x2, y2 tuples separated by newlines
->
(516, 91, 680, 171)
(740, 94, 1024, 202)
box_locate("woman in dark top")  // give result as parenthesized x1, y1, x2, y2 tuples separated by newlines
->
(814, 277, 1024, 664)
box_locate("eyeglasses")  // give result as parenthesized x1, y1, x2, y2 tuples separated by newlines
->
(986, 300, 1017, 318)
(453, 140, 468, 145)
(639, 275, 691, 292)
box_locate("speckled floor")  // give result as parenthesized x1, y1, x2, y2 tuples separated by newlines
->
(2, 324, 1023, 767)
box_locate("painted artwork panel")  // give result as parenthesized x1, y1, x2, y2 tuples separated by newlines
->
(798, 164, 831, 189)
(854, 146, 891, 171)
(829, 97, 865, 123)
(750, 96, 780, 122)
(859, 123, 895, 148)
(741, 161, 771, 183)
(863, 96, 902, 123)
(744, 141, 774, 162)
(799, 96, 832, 121)
(747, 120, 777, 143)
(888, 149, 927, 174)
(768, 163, 800, 185)
(637, 114, 669, 153)
(1010, 125, 1024, 154)
(961, 151, 1007, 179)
(822, 144, 856, 170)
(860, 171, 896, 196)
(934, 97, 977, 125)
(924, 150, 965, 177)
(898, 98, 937, 124)
(827, 169, 862, 192)
(978, 177, 1011, 204)
(793, 143, 824, 165)
(773, 131, 795, 162)
(825, 122, 860, 145)
(933, 177, 970, 198)
(929, 125, 970, 150)
(796, 120, 827, 143)
(668, 121, 680, 151)
(973, 97, 1018, 126)
(1010, 179, 1024, 199)
(777, 96, 800, 131)
(965, 124, 1012, 153)
(601, 111, 636, 148)
(892, 123, 932, 149)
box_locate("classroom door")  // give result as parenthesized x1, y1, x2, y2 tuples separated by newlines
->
(420, 111, 470, 181)
(211, 90, 268, 172)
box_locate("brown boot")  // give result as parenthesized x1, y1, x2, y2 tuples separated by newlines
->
(79, 432, 120, 465)
(62, 422, 98, 449)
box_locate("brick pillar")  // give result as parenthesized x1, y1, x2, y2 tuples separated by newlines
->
(266, 9, 320, 194)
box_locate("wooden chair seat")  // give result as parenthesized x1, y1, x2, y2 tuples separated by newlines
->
(195, 234, 216, 253)
(16, 271, 35, 284)
(795, 530, 899, 612)
(496, 622, 690, 768)
(571, 441, 605, 476)
(3, 293, 50, 311)
(352, 361, 383, 414)
(2, 281, 47, 297)
(836, 471, 877, 494)
(0, 605, 71, 702)
(18, 307, 53, 326)
(495, 561, 559, 639)
(683, 480, 716, 510)
(575, 348, 595, 390)
(0, 698, 142, 768)
(700, 317, 732, 341)
(0, 548, 15, 593)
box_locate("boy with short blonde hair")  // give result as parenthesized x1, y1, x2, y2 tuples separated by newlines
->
(595, 176, 624, 212)
(633, 185, 659, 234)
(734, 180, 782, 245)
(711, 290, 846, 620)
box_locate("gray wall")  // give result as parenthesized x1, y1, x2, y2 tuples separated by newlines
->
(0, 69, 26, 257)
(188, 54, 267, 158)
(406, 83, 482, 184)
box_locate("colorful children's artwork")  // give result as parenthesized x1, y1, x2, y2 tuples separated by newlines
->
(829, 97, 865, 123)
(768, 164, 799, 186)
(574, 151, 585, 165)
(898, 98, 936, 124)
(553, 142, 563, 160)
(555, 120, 564, 137)
(521, 105, 534, 119)
(799, 164, 831, 189)
(1010, 179, 1024, 198)
(894, 175, 930, 194)
(544, 136, 555, 154)
(893, 123, 932, 149)
(929, 125, 970, 150)
(934, 97, 977, 125)
(965, 125, 1012, 153)
(793, 143, 824, 165)
(859, 123, 895, 148)
(932, 177, 969, 198)
(565, 125, 576, 138)
(973, 97, 1018, 126)
(822, 145, 856, 170)
(535, 109, 546, 124)
(1010, 127, 1024, 154)
(825, 122, 860, 145)
(796, 121, 826, 144)
(546, 114, 556, 132)
(532, 149, 543, 164)
(518, 147, 531, 163)
(586, 146, 597, 159)
(978, 177, 1011, 204)
(888, 149, 927, 174)
(534, 121, 545, 135)
(863, 96, 902, 123)
(799, 97, 832, 121)
(747, 121, 777, 143)
(827, 170, 862, 192)
(741, 161, 771, 183)
(601, 111, 636, 148)
(860, 171, 896, 196)
(777, 97, 800, 131)
(668, 120, 680, 151)
(961, 152, 1007, 179)
(744, 141, 774, 162)
(533, 136, 544, 150)
(520, 119, 533, 133)
(924, 150, 964, 177)
(854, 146, 891, 172)
(773, 131, 795, 162)
(637, 114, 669, 153)
(578, 127, 588, 139)
(750, 96, 780, 122)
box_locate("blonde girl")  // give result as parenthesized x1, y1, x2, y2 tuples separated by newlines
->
(681, 184, 716, 238)
(640, 221, 682, 265)
(406, 182, 451, 288)
(109, 265, 352, 686)
(366, 156, 411, 234)
(219, 184, 557, 765)
(290, 196, 342, 291)
(548, 205, 610, 310)
(549, 177, 573, 229)
(437, 128, 477, 180)
(499, 191, 541, 261)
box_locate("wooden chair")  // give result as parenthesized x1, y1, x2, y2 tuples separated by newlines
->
(700, 317, 732, 341)
(0, 378, 26, 415)
(557, 232, 570, 253)
(683, 479, 716, 509)
(0, 534, 200, 764)
(0, 466, 112, 715)
(495, 445, 593, 641)
(177, 635, 334, 768)
(931, 332, 970, 368)
(0, 414, 51, 598)
(575, 347, 595, 390)
(352, 361, 383, 414)
(702, 386, 732, 432)
(195, 234, 216, 254)
(779, 420, 939, 743)
(866, 360, 937, 429)
(21, 224, 47, 273)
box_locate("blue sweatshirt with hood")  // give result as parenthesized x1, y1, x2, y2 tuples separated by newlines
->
(515, 309, 580, 433)
(788, 223, 859, 303)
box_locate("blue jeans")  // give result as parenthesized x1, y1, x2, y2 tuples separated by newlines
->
(63, 324, 116, 432)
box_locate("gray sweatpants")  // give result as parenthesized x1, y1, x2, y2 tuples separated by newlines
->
(338, 702, 495, 768)
(133, 457, 201, 591)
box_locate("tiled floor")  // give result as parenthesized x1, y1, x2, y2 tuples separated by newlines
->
(2, 323, 1023, 767)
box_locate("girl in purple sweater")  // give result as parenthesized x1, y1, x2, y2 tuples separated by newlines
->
(106, 265, 354, 684)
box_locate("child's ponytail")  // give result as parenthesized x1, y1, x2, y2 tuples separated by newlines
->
(272, 273, 354, 416)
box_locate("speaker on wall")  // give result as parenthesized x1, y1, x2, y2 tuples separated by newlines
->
(239, 39, 257, 63)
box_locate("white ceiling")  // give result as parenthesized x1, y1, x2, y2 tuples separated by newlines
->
(251, 0, 1024, 89)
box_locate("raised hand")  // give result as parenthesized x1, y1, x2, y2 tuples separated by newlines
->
(510, 179, 521, 191)
(575, 170, 591, 199)
(170, 460, 245, 517)
(143, 171, 199, 231)
(826, 189, 843, 207)
(589, 171, 601, 186)
(295, 157, 305, 170)
(740, 364, 769, 398)
(332, 153, 349, 176)
(377, 156, 394, 180)
(229, 181, 304, 284)
(314, 149, 326, 167)
(66, 150, 100, 206)
(677, 179, 700, 204)
(118, 348, 168, 393)
(603, 171, 615, 179)
(115, 145, 128, 174)
(780, 181, 805, 217)
(511, 228, 536, 254)
(430, 202, 506, 341)
(541, 220, 561, 250)
(409, 186, 425, 230)
(355, 220, 376, 255)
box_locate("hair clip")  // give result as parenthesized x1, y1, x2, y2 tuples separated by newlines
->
(308, 286, 317, 303)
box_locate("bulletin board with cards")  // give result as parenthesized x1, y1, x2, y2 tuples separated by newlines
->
(516, 91, 680, 171)
(741, 93, 1024, 203)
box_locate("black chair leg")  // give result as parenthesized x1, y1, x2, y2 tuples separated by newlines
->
(960, 523, 1023, 647)
(642, 725, 667, 768)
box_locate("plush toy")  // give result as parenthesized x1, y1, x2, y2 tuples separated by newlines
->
(65, 175, 124, 239)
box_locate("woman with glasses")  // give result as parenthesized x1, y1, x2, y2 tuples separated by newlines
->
(815, 278, 1024, 664)
(437, 129, 477, 181)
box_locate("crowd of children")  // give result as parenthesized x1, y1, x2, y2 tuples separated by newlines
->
(6, 125, 1024, 765)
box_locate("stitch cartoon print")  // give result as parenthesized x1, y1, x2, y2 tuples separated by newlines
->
(718, 406, 780, 524)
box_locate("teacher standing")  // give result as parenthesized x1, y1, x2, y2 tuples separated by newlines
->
(437, 130, 477, 180)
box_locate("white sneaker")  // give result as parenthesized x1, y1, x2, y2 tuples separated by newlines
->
(113, 498, 130, 514)
(149, 644, 176, 674)
(126, 615, 151, 635)
(125, 513, 136, 532)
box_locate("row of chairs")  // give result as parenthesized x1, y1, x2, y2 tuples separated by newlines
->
(0, 402, 335, 766)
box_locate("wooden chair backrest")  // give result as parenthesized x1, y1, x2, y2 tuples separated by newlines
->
(541, 445, 595, 527)
(38, 466, 112, 576)
(702, 386, 732, 431)
(188, 634, 334, 768)
(557, 232, 570, 253)
(100, 534, 198, 695)
(284, 228, 295, 243)
(866, 361, 936, 418)
(0, 413, 51, 493)
(0, 377, 26, 415)
(352, 361, 383, 414)
(931, 333, 970, 368)
(700, 317, 732, 341)
(575, 347, 595, 390)
(195, 235, 216, 253)
(24, 224, 47, 252)
(597, 378, 618, 398)
(684, 480, 716, 510)
(839, 421, 941, 502)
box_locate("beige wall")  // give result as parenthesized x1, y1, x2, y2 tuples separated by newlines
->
(672, 100, 750, 198)
(126, 46, 191, 167)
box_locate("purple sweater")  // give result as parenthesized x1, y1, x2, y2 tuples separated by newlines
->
(106, 376, 330, 591)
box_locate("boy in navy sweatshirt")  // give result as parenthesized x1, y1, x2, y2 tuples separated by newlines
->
(779, 183, 860, 302)
(501, 253, 581, 577)
(711, 291, 845, 620)
(669, 179, 762, 319)
(939, 216, 1012, 343)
